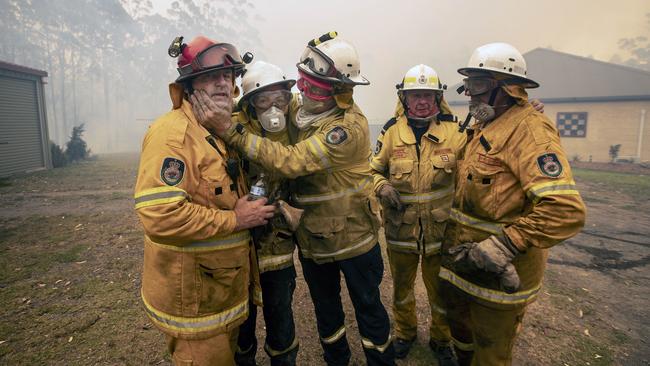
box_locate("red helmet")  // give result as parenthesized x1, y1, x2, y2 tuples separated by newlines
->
(172, 36, 246, 82)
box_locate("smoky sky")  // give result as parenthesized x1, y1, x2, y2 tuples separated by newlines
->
(151, 0, 649, 123)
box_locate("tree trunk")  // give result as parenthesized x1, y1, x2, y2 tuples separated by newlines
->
(59, 47, 68, 141)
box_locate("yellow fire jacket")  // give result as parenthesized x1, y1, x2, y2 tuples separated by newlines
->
(222, 102, 379, 263)
(371, 106, 467, 256)
(233, 102, 296, 273)
(134, 84, 259, 340)
(440, 102, 586, 307)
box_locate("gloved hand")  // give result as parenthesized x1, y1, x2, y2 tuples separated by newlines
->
(448, 235, 521, 293)
(377, 184, 406, 229)
(377, 184, 404, 212)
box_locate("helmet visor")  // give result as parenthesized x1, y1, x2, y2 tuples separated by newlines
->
(178, 43, 243, 77)
(463, 77, 499, 96)
(251, 90, 293, 110)
(298, 46, 336, 77)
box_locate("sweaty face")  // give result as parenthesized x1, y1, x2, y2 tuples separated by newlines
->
(404, 90, 439, 118)
(191, 69, 234, 104)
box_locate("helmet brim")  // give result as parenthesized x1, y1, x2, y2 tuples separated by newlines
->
(458, 67, 539, 89)
(175, 64, 245, 83)
(296, 63, 369, 86)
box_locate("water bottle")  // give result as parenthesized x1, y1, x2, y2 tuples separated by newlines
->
(249, 173, 268, 200)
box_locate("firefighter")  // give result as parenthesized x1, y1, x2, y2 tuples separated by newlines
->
(439, 42, 586, 365)
(233, 61, 300, 366)
(134, 35, 275, 366)
(370, 64, 465, 365)
(193, 32, 396, 366)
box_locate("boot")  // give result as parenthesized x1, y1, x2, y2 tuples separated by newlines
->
(393, 337, 415, 359)
(429, 340, 459, 366)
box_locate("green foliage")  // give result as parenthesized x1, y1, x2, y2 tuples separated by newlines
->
(573, 168, 650, 201)
(616, 13, 650, 71)
(65, 124, 90, 162)
(608, 144, 621, 162)
(50, 141, 67, 168)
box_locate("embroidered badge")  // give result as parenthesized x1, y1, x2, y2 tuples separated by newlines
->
(536, 153, 563, 178)
(434, 148, 452, 155)
(440, 154, 449, 162)
(374, 140, 383, 155)
(160, 157, 185, 186)
(393, 147, 408, 159)
(478, 153, 502, 167)
(325, 126, 348, 145)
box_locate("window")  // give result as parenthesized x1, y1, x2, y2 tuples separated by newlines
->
(557, 112, 587, 138)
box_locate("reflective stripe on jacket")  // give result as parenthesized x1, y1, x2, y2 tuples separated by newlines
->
(234, 101, 297, 273)
(223, 102, 379, 263)
(371, 104, 467, 256)
(442, 102, 586, 307)
(134, 83, 259, 339)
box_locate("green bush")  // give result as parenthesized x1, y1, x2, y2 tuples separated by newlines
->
(50, 141, 67, 168)
(65, 124, 91, 162)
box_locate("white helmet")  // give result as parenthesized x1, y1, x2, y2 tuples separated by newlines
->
(240, 61, 296, 104)
(458, 42, 539, 88)
(297, 32, 369, 85)
(398, 64, 445, 92)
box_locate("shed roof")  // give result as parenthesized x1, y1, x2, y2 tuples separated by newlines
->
(0, 60, 48, 77)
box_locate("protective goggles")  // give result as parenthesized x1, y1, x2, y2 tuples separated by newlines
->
(462, 78, 500, 96)
(250, 90, 292, 110)
(298, 46, 337, 78)
(297, 76, 333, 101)
(178, 43, 243, 76)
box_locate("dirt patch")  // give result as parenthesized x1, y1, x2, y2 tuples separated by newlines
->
(0, 154, 648, 365)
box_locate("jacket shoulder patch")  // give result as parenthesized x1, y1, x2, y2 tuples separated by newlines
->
(374, 140, 383, 155)
(325, 126, 348, 145)
(381, 117, 397, 135)
(536, 153, 563, 178)
(161, 157, 186, 186)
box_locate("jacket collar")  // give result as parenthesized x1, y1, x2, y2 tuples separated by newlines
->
(169, 83, 212, 139)
(477, 103, 535, 154)
(396, 114, 448, 145)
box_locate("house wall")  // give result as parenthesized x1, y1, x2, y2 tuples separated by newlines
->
(449, 100, 650, 163)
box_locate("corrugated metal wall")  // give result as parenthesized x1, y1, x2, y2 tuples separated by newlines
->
(0, 75, 46, 176)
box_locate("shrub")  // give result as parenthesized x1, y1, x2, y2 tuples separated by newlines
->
(609, 144, 621, 163)
(65, 124, 90, 162)
(50, 141, 67, 168)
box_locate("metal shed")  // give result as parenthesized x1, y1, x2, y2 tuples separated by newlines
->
(0, 60, 52, 177)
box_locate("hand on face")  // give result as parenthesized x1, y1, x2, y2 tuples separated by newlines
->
(191, 89, 232, 135)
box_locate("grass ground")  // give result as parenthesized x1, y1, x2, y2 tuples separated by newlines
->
(0, 155, 648, 365)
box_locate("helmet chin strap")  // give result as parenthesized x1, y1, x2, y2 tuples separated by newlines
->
(487, 86, 499, 106)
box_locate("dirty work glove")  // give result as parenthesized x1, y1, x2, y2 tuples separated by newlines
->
(449, 235, 521, 293)
(377, 184, 404, 212)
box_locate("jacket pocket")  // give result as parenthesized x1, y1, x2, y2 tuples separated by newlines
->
(196, 253, 248, 315)
(303, 215, 346, 239)
(428, 207, 451, 242)
(389, 159, 415, 193)
(301, 215, 346, 256)
(464, 163, 504, 219)
(385, 205, 418, 239)
(431, 153, 456, 189)
(199, 170, 238, 211)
